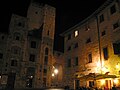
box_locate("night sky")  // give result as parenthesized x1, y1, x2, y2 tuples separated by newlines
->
(1, 0, 107, 52)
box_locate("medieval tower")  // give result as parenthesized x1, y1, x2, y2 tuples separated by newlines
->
(0, 1, 56, 89)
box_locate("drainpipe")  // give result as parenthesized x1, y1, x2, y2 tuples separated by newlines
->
(96, 15, 102, 74)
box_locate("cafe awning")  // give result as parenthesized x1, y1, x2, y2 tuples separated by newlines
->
(76, 73, 119, 80)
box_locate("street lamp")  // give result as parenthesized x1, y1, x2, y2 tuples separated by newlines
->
(53, 68, 58, 87)
(52, 73, 55, 77)
(54, 69, 58, 75)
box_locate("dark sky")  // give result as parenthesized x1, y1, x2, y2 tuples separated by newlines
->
(1, 0, 107, 52)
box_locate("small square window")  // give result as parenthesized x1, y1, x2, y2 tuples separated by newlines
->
(113, 22, 119, 29)
(31, 41, 36, 48)
(11, 60, 17, 66)
(67, 46, 71, 51)
(101, 30, 106, 36)
(86, 38, 91, 44)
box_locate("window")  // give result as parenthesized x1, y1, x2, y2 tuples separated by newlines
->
(113, 22, 119, 30)
(89, 81, 94, 87)
(74, 57, 78, 66)
(29, 54, 35, 62)
(45, 48, 49, 55)
(113, 43, 120, 55)
(74, 43, 78, 48)
(88, 53, 92, 63)
(75, 30, 78, 37)
(103, 47, 109, 60)
(68, 34, 71, 40)
(31, 41, 36, 48)
(1, 36, 4, 40)
(67, 46, 71, 51)
(85, 25, 90, 31)
(47, 30, 49, 36)
(11, 46, 21, 55)
(101, 30, 106, 36)
(86, 38, 91, 44)
(0, 53, 3, 59)
(110, 4, 116, 14)
(99, 14, 104, 23)
(17, 21, 25, 27)
(44, 48, 49, 65)
(44, 56, 48, 65)
(11, 60, 17, 66)
(43, 77, 46, 86)
(14, 33, 21, 40)
(43, 69, 47, 74)
(35, 11, 38, 14)
(67, 59, 71, 67)
(15, 36, 20, 40)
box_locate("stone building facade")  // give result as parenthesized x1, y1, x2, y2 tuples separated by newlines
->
(61, 0, 120, 89)
(0, 1, 55, 89)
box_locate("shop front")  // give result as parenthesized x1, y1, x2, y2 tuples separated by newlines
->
(74, 73, 120, 90)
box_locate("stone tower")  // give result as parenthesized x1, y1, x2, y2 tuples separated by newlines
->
(26, 1, 56, 88)
(0, 1, 56, 89)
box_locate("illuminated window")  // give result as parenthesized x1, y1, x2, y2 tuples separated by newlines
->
(75, 30, 78, 37)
